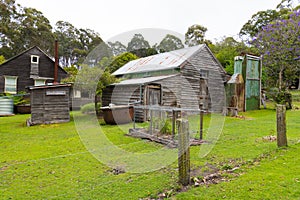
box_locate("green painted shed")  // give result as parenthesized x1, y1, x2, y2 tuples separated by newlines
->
(233, 55, 262, 111)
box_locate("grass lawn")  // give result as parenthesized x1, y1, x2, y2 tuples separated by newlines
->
(0, 105, 299, 199)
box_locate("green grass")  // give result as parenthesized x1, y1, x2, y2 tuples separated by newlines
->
(0, 107, 299, 199)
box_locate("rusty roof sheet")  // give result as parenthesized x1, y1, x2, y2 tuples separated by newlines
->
(113, 74, 178, 85)
(112, 45, 205, 76)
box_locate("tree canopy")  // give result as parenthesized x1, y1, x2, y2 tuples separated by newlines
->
(251, 9, 300, 91)
(210, 37, 256, 75)
(185, 24, 208, 47)
(239, 0, 299, 39)
(0, 1, 54, 57)
(127, 34, 151, 52)
(156, 34, 184, 53)
(106, 52, 139, 73)
(108, 41, 127, 56)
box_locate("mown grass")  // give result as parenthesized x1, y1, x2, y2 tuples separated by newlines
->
(0, 105, 299, 199)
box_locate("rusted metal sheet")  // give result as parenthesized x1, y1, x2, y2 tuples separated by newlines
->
(245, 56, 261, 111)
(112, 45, 205, 76)
(234, 56, 243, 74)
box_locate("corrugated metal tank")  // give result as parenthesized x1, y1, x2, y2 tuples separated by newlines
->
(0, 97, 14, 116)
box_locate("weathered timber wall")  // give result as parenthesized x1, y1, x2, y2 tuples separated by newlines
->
(0, 47, 68, 93)
(30, 85, 70, 125)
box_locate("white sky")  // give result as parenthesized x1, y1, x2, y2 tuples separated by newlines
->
(16, 0, 281, 45)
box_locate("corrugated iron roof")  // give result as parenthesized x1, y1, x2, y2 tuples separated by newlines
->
(112, 45, 205, 76)
(113, 74, 178, 85)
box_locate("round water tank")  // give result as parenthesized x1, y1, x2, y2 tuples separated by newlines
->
(0, 97, 14, 116)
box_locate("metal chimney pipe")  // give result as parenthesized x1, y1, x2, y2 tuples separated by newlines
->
(54, 40, 58, 84)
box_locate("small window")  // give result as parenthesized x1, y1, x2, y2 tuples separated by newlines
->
(73, 90, 81, 98)
(4, 76, 18, 94)
(34, 79, 45, 86)
(200, 69, 209, 79)
(31, 55, 39, 64)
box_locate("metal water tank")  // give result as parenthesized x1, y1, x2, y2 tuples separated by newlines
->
(0, 96, 14, 116)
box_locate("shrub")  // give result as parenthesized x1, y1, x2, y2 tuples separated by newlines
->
(80, 103, 101, 114)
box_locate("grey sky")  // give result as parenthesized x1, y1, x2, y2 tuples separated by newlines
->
(16, 0, 281, 44)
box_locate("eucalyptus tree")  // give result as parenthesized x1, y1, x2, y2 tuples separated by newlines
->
(185, 24, 208, 47)
(157, 34, 184, 53)
(108, 41, 127, 56)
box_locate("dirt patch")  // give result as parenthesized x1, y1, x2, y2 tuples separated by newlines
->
(0, 166, 9, 172)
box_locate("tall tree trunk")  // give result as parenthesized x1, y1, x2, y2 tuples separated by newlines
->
(298, 75, 300, 90)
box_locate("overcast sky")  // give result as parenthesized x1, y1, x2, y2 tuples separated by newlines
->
(16, 0, 281, 44)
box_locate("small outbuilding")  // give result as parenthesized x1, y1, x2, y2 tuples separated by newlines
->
(225, 73, 245, 116)
(26, 84, 71, 126)
(102, 45, 227, 122)
(233, 55, 262, 111)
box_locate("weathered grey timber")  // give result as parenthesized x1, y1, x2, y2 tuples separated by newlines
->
(177, 119, 190, 186)
(27, 84, 71, 126)
(103, 45, 227, 122)
(276, 104, 287, 147)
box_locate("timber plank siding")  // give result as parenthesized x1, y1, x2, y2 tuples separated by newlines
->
(28, 84, 71, 125)
(0, 46, 68, 94)
(103, 45, 227, 122)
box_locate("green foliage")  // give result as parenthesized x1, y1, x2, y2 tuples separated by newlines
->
(152, 117, 172, 135)
(130, 47, 158, 58)
(0, 2, 55, 57)
(210, 37, 256, 75)
(127, 33, 150, 52)
(54, 21, 104, 67)
(185, 24, 208, 47)
(252, 10, 300, 91)
(239, 0, 295, 39)
(80, 103, 100, 114)
(108, 41, 127, 56)
(13, 93, 30, 105)
(239, 9, 282, 39)
(267, 88, 293, 109)
(0, 55, 5, 64)
(160, 119, 172, 135)
(61, 65, 78, 83)
(107, 52, 139, 73)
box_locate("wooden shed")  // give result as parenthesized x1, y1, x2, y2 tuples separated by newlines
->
(102, 45, 227, 122)
(225, 73, 245, 112)
(27, 84, 71, 126)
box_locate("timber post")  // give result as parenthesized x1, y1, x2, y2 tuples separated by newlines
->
(177, 118, 190, 186)
(199, 103, 204, 140)
(276, 104, 287, 147)
(172, 110, 176, 139)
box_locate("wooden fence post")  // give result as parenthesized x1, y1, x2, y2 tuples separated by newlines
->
(177, 119, 190, 186)
(276, 104, 287, 147)
(199, 103, 204, 140)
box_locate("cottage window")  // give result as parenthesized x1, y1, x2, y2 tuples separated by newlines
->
(31, 55, 39, 64)
(200, 69, 209, 79)
(34, 79, 45, 86)
(4, 76, 18, 94)
(73, 90, 81, 98)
